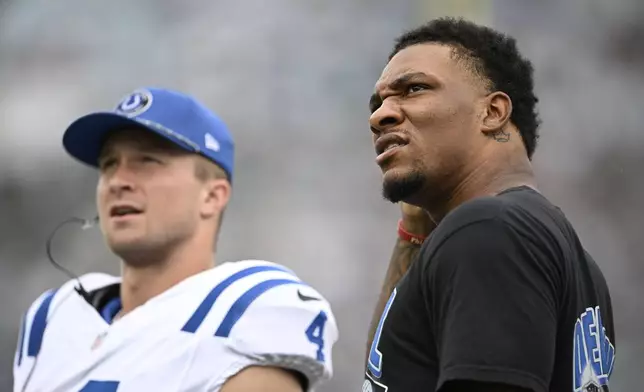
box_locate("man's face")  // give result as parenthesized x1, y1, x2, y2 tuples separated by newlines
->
(96, 128, 206, 262)
(369, 43, 488, 204)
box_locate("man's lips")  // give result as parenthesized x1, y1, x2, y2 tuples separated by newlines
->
(374, 133, 409, 156)
(109, 204, 144, 218)
(375, 133, 409, 165)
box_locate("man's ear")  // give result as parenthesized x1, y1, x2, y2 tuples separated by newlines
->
(201, 179, 231, 219)
(480, 91, 513, 135)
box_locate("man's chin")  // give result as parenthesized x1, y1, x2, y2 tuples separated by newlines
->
(107, 236, 148, 259)
(381, 169, 425, 204)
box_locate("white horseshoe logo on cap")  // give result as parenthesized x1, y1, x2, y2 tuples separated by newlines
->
(115, 89, 153, 117)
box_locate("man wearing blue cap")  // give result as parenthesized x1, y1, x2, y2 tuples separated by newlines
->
(13, 88, 338, 392)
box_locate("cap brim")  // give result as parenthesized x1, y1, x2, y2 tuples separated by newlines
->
(63, 112, 164, 167)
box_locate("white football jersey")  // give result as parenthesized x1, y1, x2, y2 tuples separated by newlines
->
(13, 260, 338, 392)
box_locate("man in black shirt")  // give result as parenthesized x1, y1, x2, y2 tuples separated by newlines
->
(363, 18, 615, 392)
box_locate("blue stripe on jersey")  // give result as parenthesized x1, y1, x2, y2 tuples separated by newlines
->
(182, 265, 294, 333)
(15, 315, 26, 366)
(215, 278, 301, 337)
(27, 289, 57, 357)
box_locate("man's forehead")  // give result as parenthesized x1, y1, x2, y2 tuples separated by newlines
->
(375, 43, 454, 89)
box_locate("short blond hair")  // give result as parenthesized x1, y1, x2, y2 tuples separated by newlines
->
(194, 156, 229, 182)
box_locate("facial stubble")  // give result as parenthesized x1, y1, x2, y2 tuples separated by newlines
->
(382, 167, 427, 203)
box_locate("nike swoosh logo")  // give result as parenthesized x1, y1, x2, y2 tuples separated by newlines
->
(297, 289, 322, 302)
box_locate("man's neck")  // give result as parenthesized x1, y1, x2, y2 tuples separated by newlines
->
(118, 240, 215, 317)
(424, 154, 537, 222)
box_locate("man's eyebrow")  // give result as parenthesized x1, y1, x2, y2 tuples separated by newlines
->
(389, 72, 429, 91)
(369, 72, 430, 112)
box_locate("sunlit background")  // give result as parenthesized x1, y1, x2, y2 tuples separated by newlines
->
(1, 0, 643, 390)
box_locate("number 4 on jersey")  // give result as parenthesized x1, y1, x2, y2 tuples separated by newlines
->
(305, 310, 328, 362)
(368, 288, 397, 379)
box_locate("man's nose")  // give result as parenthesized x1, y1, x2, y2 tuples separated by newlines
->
(106, 164, 136, 195)
(369, 99, 404, 135)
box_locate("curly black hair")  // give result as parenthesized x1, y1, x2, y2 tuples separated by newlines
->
(390, 18, 541, 158)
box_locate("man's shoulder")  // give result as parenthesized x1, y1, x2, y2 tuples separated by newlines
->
(434, 186, 556, 236)
(218, 259, 335, 321)
(429, 194, 509, 243)
(183, 259, 302, 302)
(420, 187, 565, 261)
(179, 259, 336, 334)
(183, 260, 338, 389)
(216, 259, 333, 311)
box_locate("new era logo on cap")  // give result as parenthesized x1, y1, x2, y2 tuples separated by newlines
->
(204, 133, 220, 152)
(62, 87, 235, 181)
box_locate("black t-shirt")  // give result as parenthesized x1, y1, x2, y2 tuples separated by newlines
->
(363, 187, 615, 392)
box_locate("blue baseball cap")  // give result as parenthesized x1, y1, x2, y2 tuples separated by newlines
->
(62, 87, 234, 181)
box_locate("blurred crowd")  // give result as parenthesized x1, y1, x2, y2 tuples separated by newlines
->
(1, 0, 642, 390)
